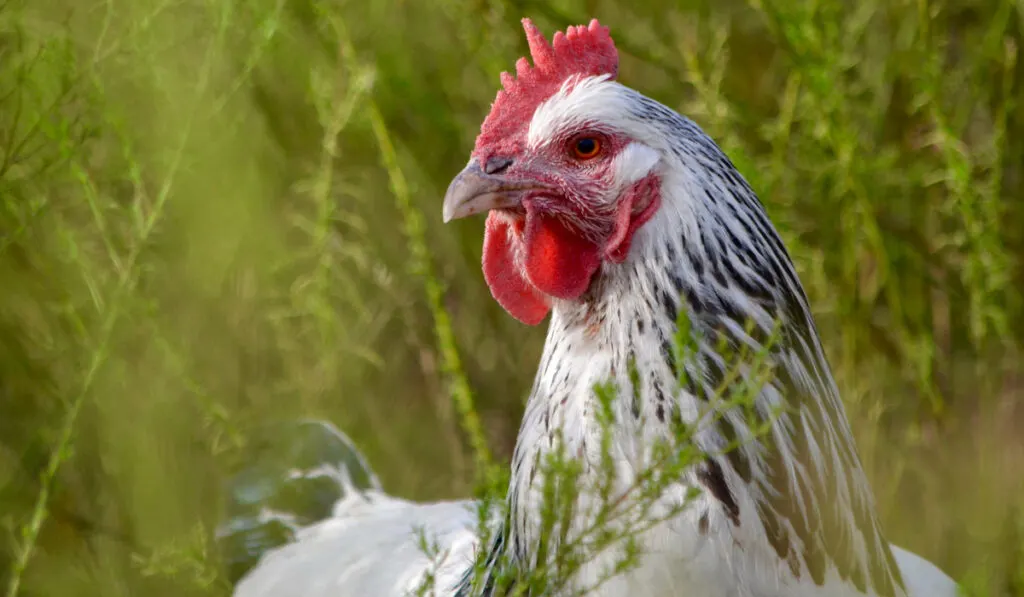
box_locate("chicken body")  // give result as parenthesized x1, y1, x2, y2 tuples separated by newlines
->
(228, 18, 958, 597)
(228, 426, 953, 597)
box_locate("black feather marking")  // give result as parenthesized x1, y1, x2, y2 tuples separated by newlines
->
(684, 285, 708, 314)
(717, 295, 771, 348)
(659, 287, 678, 322)
(718, 415, 752, 483)
(454, 517, 515, 597)
(697, 458, 740, 526)
(654, 382, 666, 404)
(658, 334, 679, 381)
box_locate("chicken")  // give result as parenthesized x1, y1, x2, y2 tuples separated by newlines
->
(226, 18, 958, 597)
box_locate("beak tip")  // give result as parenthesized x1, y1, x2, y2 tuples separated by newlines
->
(443, 160, 525, 223)
(441, 192, 463, 223)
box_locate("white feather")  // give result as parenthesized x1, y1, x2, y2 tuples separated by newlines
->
(235, 495, 482, 597)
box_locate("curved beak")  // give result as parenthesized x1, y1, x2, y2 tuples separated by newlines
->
(442, 160, 540, 223)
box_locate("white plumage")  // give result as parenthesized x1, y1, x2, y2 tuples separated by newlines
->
(231, 463, 954, 597)
(225, 18, 959, 597)
(235, 494, 481, 597)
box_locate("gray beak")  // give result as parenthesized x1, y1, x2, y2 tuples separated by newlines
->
(442, 160, 537, 223)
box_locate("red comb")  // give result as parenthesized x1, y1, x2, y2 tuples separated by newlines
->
(473, 18, 619, 159)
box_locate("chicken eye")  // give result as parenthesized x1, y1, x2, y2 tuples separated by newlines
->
(571, 137, 602, 160)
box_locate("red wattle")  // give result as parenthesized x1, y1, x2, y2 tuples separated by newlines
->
(523, 209, 602, 300)
(479, 178, 659, 326)
(482, 212, 550, 325)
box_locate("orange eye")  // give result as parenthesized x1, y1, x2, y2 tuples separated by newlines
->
(571, 136, 602, 160)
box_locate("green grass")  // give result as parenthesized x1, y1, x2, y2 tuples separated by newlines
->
(1, 0, 1022, 595)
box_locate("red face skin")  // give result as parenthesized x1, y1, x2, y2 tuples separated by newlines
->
(443, 20, 657, 325)
(458, 129, 661, 325)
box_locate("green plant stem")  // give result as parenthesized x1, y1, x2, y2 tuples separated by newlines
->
(331, 18, 494, 482)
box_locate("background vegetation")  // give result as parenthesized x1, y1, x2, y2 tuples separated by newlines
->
(1, 0, 1022, 595)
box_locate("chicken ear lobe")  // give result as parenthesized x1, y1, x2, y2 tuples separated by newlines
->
(482, 212, 551, 325)
(604, 175, 661, 263)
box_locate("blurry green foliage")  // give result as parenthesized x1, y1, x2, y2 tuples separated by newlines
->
(0, 0, 1022, 595)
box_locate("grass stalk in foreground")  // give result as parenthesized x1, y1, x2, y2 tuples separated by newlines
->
(330, 15, 497, 487)
(3, 5, 231, 594)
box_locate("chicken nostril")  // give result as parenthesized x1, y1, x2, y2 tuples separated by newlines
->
(483, 156, 513, 175)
